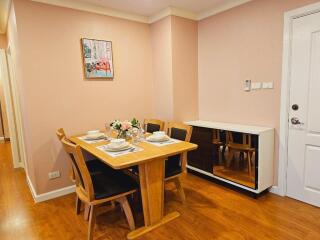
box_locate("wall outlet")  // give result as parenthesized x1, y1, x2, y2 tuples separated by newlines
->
(48, 171, 61, 179)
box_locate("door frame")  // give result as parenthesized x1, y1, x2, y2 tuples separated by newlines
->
(278, 2, 320, 196)
(0, 49, 26, 169)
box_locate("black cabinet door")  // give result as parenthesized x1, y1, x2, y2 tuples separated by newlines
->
(187, 126, 214, 173)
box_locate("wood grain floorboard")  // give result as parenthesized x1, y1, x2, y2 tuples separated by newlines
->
(0, 141, 319, 239)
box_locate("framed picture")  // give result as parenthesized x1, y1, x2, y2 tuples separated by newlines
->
(81, 38, 114, 79)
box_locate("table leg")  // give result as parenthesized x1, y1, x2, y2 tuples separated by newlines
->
(127, 158, 180, 239)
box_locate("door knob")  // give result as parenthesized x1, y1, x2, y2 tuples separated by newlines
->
(292, 104, 299, 111)
(291, 117, 303, 125)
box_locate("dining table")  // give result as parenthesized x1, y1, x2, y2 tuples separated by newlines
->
(69, 132, 198, 239)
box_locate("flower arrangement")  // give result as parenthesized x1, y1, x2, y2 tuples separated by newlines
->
(110, 118, 140, 139)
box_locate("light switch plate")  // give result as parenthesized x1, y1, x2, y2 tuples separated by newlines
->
(244, 80, 251, 91)
(262, 82, 273, 89)
(251, 82, 262, 90)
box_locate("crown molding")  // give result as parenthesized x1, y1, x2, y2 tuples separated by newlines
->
(149, 6, 197, 23)
(30, 0, 252, 25)
(31, 0, 149, 23)
(197, 0, 252, 20)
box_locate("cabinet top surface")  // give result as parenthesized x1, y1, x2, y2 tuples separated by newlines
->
(185, 120, 274, 134)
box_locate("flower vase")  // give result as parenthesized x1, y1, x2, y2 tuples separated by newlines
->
(117, 130, 130, 140)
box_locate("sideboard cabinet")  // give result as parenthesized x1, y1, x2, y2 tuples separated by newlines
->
(186, 121, 274, 194)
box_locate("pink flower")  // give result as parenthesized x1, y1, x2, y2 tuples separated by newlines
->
(121, 121, 132, 131)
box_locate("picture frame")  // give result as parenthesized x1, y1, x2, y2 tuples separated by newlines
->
(81, 38, 114, 79)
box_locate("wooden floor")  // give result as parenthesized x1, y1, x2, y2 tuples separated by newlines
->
(0, 141, 319, 240)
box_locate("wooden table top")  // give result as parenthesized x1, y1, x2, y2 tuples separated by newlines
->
(69, 134, 198, 169)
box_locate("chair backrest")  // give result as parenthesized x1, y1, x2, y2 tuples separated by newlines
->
(226, 131, 252, 148)
(56, 128, 76, 181)
(212, 129, 221, 144)
(167, 122, 193, 142)
(166, 122, 193, 173)
(144, 119, 165, 133)
(56, 128, 66, 141)
(61, 138, 94, 201)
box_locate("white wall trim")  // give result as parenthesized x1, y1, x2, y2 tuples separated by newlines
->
(26, 175, 75, 203)
(197, 0, 252, 20)
(0, 49, 22, 169)
(269, 186, 280, 195)
(149, 6, 197, 23)
(277, 1, 320, 197)
(31, 0, 149, 23)
(31, 0, 251, 24)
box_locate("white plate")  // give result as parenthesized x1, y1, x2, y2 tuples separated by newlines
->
(146, 135, 170, 142)
(103, 143, 132, 152)
(85, 133, 106, 140)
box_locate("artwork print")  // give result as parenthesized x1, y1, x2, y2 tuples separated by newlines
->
(81, 38, 114, 79)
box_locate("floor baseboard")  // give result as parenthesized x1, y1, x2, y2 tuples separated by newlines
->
(269, 186, 283, 196)
(26, 176, 75, 203)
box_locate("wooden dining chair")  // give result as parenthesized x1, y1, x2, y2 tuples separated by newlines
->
(129, 119, 165, 178)
(212, 129, 224, 165)
(56, 128, 114, 178)
(165, 122, 193, 202)
(56, 128, 75, 181)
(56, 128, 117, 220)
(56, 128, 66, 141)
(61, 138, 137, 240)
(144, 119, 165, 133)
(225, 131, 256, 177)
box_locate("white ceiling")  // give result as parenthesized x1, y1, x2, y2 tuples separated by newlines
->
(1, 0, 252, 33)
(73, 0, 229, 16)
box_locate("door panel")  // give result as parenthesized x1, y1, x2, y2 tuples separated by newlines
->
(305, 146, 320, 192)
(287, 12, 320, 207)
(308, 31, 320, 133)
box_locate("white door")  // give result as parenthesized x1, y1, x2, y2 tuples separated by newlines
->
(287, 12, 320, 207)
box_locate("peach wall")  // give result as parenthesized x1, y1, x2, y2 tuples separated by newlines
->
(151, 16, 198, 122)
(198, 0, 319, 184)
(171, 16, 198, 121)
(151, 16, 173, 120)
(0, 34, 7, 49)
(13, 0, 154, 194)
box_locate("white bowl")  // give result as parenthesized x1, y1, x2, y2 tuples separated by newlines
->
(87, 130, 100, 135)
(153, 131, 165, 137)
(109, 139, 126, 148)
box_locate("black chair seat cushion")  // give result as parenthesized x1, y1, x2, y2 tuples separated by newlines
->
(131, 165, 139, 175)
(146, 123, 161, 133)
(165, 154, 182, 178)
(92, 168, 138, 200)
(86, 159, 110, 175)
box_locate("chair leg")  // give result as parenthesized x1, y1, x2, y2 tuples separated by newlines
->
(88, 205, 96, 240)
(84, 204, 91, 221)
(118, 197, 135, 231)
(247, 151, 252, 177)
(173, 177, 186, 203)
(76, 196, 81, 215)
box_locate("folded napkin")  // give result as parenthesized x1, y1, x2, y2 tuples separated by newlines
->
(78, 135, 112, 144)
(97, 145, 143, 157)
(145, 138, 181, 147)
